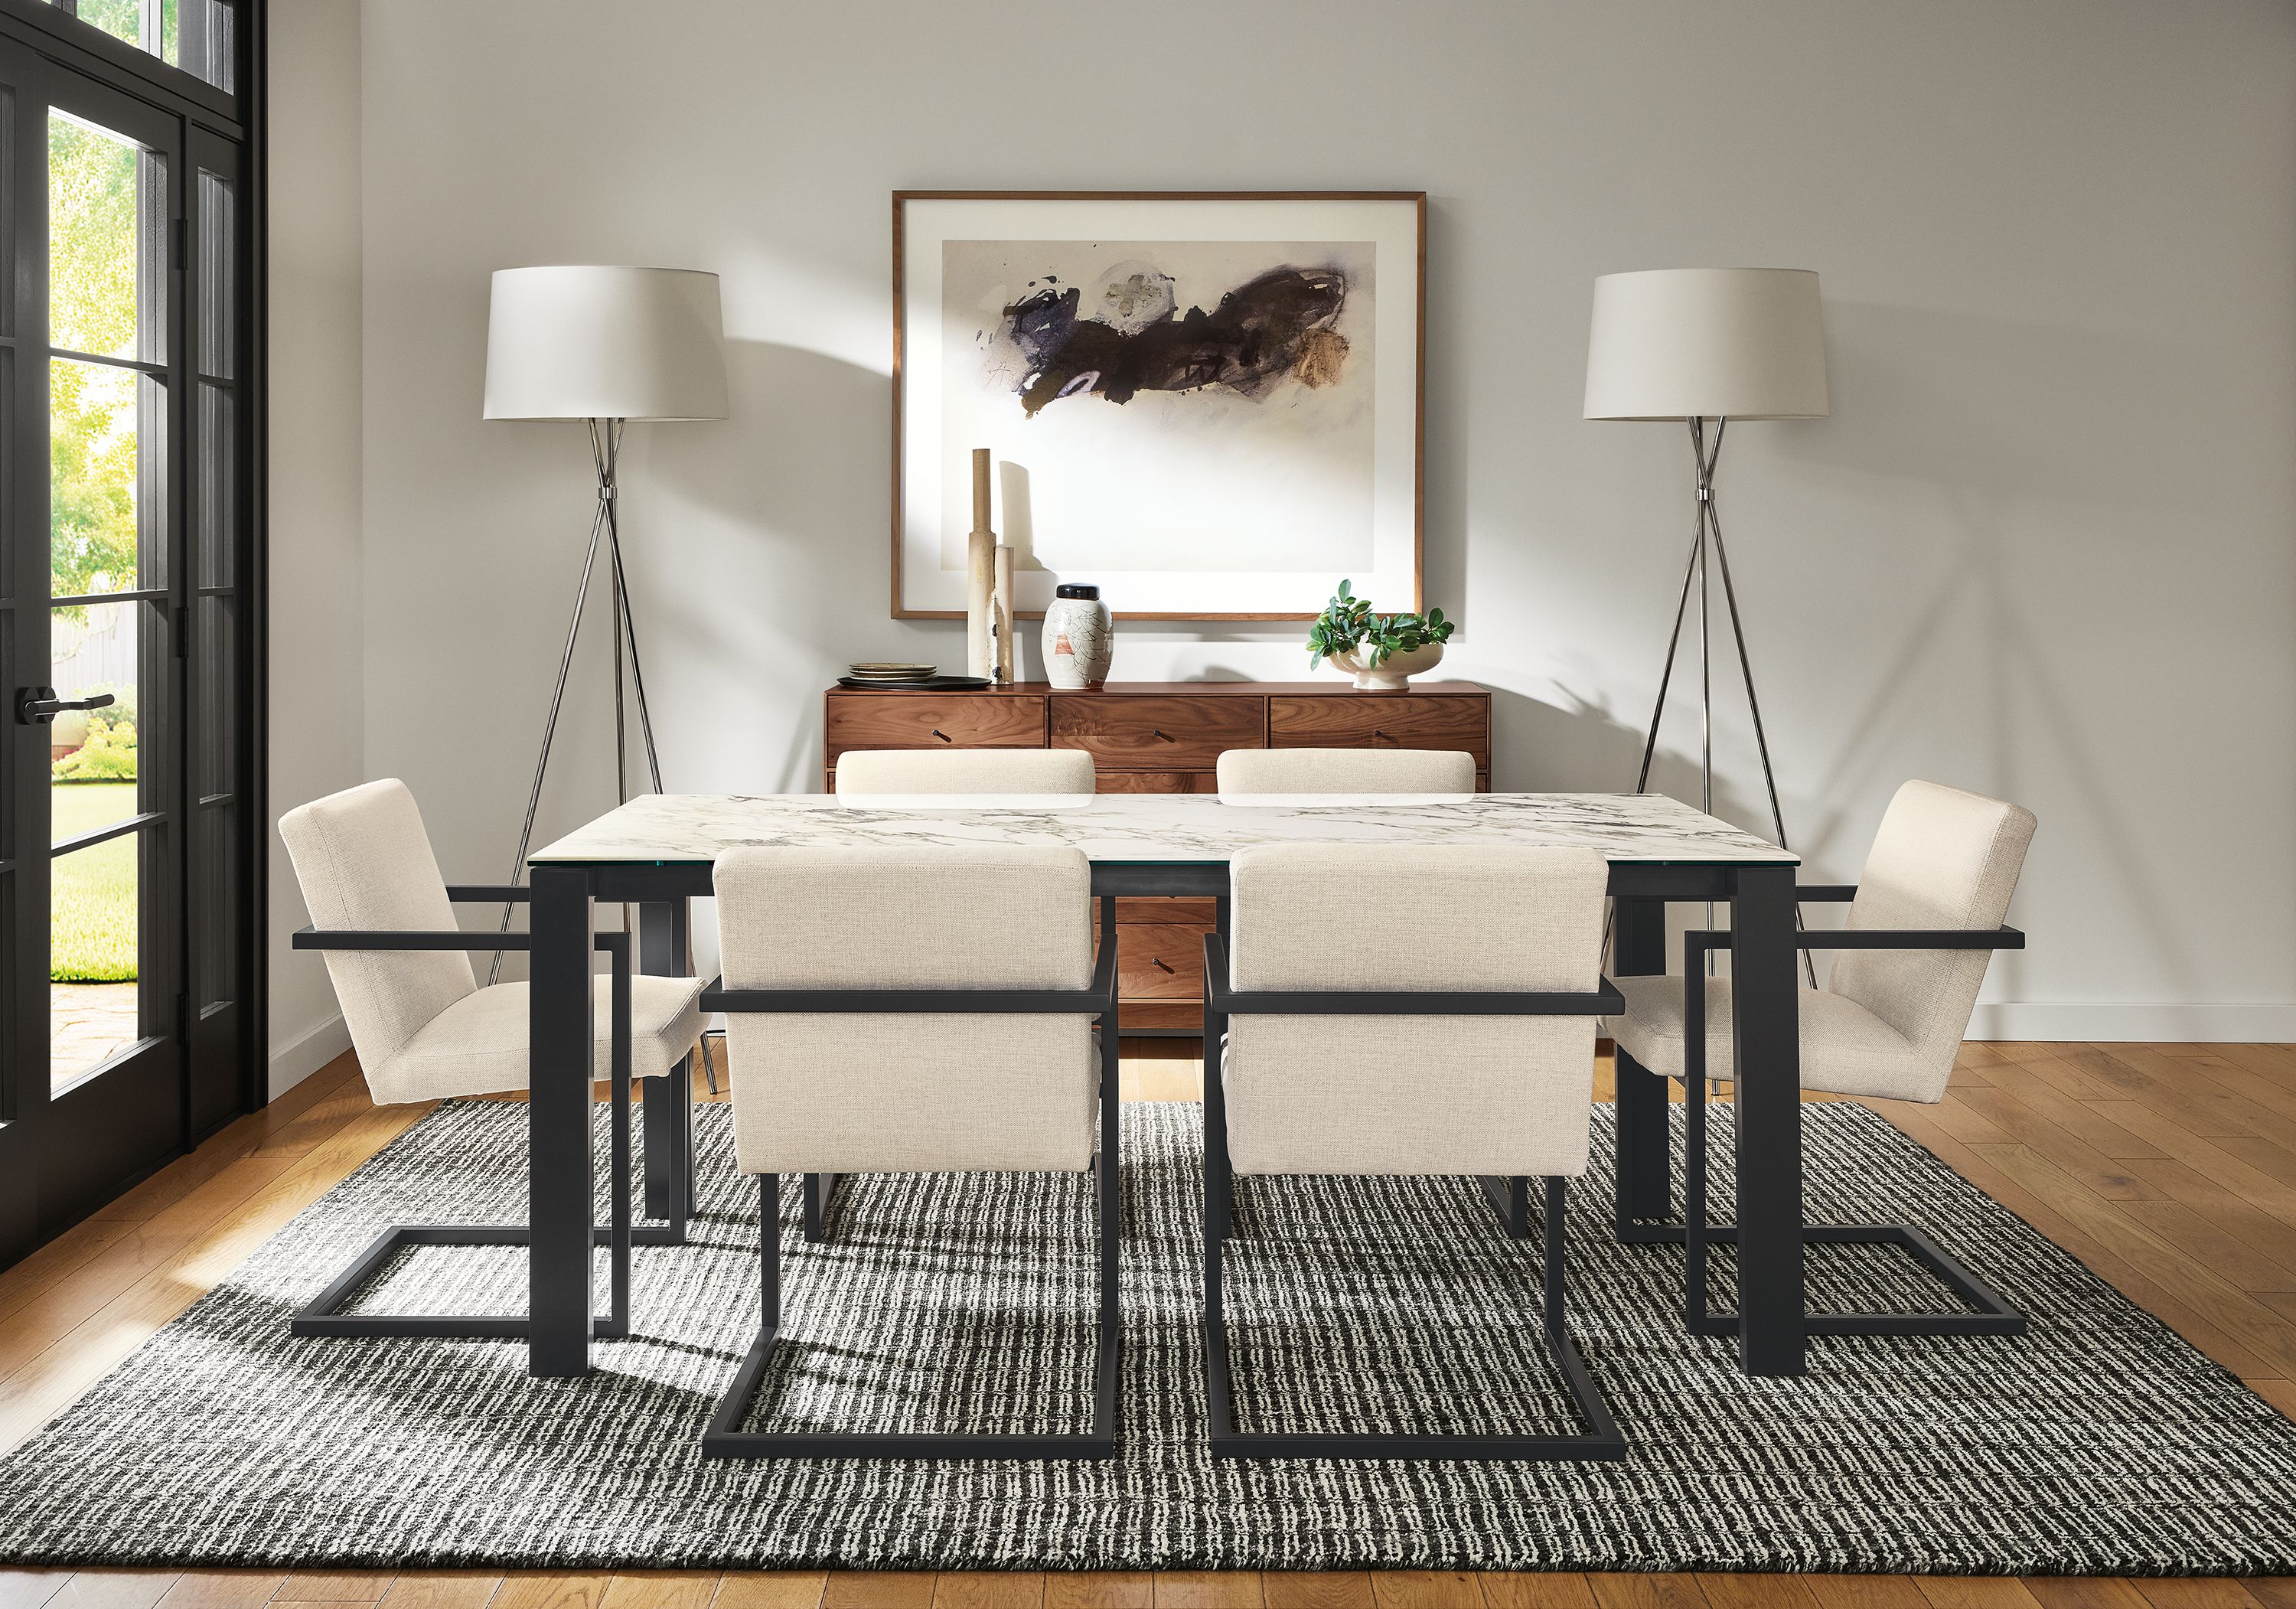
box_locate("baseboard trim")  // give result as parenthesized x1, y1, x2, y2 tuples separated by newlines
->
(269, 1014, 352, 1100)
(1968, 1001, 2296, 1043)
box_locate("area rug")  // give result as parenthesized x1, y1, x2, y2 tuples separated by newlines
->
(1, 1098, 2294, 1575)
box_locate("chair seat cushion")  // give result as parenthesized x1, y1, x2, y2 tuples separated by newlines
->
(1603, 976, 1947, 1104)
(369, 974, 706, 1105)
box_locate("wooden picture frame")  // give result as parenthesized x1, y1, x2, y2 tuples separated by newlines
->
(892, 190, 1426, 622)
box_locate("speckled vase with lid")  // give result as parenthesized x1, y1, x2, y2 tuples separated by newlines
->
(1042, 583, 1113, 690)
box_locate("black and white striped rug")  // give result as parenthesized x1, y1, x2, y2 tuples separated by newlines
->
(1, 1098, 2293, 1574)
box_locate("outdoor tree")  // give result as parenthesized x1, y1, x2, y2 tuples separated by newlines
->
(49, 109, 142, 612)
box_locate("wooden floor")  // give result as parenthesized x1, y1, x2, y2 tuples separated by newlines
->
(2, 1041, 2294, 1607)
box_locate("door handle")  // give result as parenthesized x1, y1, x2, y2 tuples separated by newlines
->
(16, 687, 114, 726)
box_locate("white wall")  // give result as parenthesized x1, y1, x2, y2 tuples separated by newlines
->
(264, 0, 364, 1092)
(285, 0, 2296, 1046)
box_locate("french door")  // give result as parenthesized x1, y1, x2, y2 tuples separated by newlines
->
(0, 17, 256, 1263)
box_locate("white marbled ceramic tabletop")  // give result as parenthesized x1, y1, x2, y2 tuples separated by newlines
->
(529, 791, 1797, 867)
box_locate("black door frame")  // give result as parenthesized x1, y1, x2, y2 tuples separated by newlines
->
(0, 0, 266, 1268)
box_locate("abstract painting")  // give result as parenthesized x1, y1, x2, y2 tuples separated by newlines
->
(894, 193, 1423, 620)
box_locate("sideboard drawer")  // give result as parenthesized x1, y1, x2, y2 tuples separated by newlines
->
(1051, 695, 1264, 772)
(1267, 695, 1489, 766)
(1093, 770, 1218, 795)
(825, 693, 1047, 759)
(1117, 923, 1206, 1001)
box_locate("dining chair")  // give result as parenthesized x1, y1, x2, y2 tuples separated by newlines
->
(798, 742, 1099, 1235)
(699, 843, 1120, 1459)
(1201, 841, 1626, 1461)
(279, 778, 706, 1340)
(835, 747, 1097, 794)
(1603, 778, 2036, 1339)
(1215, 746, 1476, 794)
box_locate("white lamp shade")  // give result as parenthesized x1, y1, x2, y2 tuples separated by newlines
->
(484, 266, 728, 422)
(1583, 268, 1828, 420)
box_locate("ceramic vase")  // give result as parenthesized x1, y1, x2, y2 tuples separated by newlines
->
(1328, 641, 1443, 691)
(1043, 584, 1113, 690)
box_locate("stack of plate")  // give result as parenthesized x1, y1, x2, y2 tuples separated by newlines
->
(837, 661, 991, 691)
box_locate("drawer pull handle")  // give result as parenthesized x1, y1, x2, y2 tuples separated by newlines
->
(931, 728, 952, 742)
(1374, 729, 1391, 740)
(1153, 728, 1171, 740)
(1153, 956, 1175, 974)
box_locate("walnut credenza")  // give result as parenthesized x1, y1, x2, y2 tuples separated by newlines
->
(822, 680, 1492, 1033)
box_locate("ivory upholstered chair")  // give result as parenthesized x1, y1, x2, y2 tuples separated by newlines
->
(835, 747, 1096, 795)
(1603, 778, 2036, 1339)
(700, 844, 1119, 1459)
(1202, 842, 1626, 1461)
(1215, 746, 1476, 795)
(279, 778, 705, 1339)
(810, 743, 1098, 1235)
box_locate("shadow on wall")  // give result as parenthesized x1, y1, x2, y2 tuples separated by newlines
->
(644, 338, 898, 793)
(1779, 299, 2204, 1005)
(1792, 300, 2183, 503)
(1492, 684, 1779, 840)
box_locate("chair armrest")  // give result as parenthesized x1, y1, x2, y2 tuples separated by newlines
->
(292, 926, 640, 959)
(1799, 925, 2024, 951)
(295, 925, 530, 953)
(1203, 932, 1622, 1017)
(1672, 922, 2021, 1086)
(446, 885, 530, 903)
(700, 974, 1114, 1016)
(1625, 884, 1857, 906)
(1681, 925, 2024, 965)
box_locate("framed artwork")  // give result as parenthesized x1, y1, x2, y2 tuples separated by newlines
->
(892, 190, 1425, 621)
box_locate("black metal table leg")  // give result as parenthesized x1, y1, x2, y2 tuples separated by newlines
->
(528, 866, 597, 1377)
(1207, 896, 1233, 1240)
(638, 899, 691, 1240)
(1612, 893, 1671, 1231)
(1730, 863, 1805, 1376)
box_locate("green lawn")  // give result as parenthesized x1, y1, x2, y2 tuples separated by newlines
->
(52, 781, 137, 981)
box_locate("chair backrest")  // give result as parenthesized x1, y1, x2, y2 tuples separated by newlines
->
(835, 748, 1096, 795)
(278, 779, 477, 1079)
(1830, 779, 2037, 1077)
(1223, 842, 1609, 1179)
(1216, 747, 1476, 795)
(713, 844, 1098, 1174)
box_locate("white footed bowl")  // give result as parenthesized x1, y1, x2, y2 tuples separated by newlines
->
(1327, 641, 1444, 691)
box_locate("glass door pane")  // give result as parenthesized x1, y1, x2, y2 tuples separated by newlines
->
(41, 0, 235, 91)
(188, 153, 234, 1033)
(47, 103, 165, 1094)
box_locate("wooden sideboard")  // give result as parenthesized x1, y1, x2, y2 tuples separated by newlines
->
(822, 680, 1492, 1033)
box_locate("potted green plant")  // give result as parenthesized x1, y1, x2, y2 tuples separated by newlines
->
(1305, 579, 1455, 690)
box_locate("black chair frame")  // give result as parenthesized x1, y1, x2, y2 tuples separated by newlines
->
(1654, 885, 2029, 1340)
(1202, 932, 1628, 1462)
(287, 892, 671, 1340)
(693, 901, 1121, 1461)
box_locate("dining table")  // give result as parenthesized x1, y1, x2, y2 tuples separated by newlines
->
(521, 790, 1808, 1380)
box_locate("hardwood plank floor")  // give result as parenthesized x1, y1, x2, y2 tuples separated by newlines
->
(0, 1045, 2289, 1601)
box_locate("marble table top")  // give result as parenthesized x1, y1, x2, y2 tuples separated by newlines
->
(530, 791, 1798, 867)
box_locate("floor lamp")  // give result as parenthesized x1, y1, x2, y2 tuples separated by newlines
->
(1583, 267, 1829, 977)
(482, 265, 727, 974)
